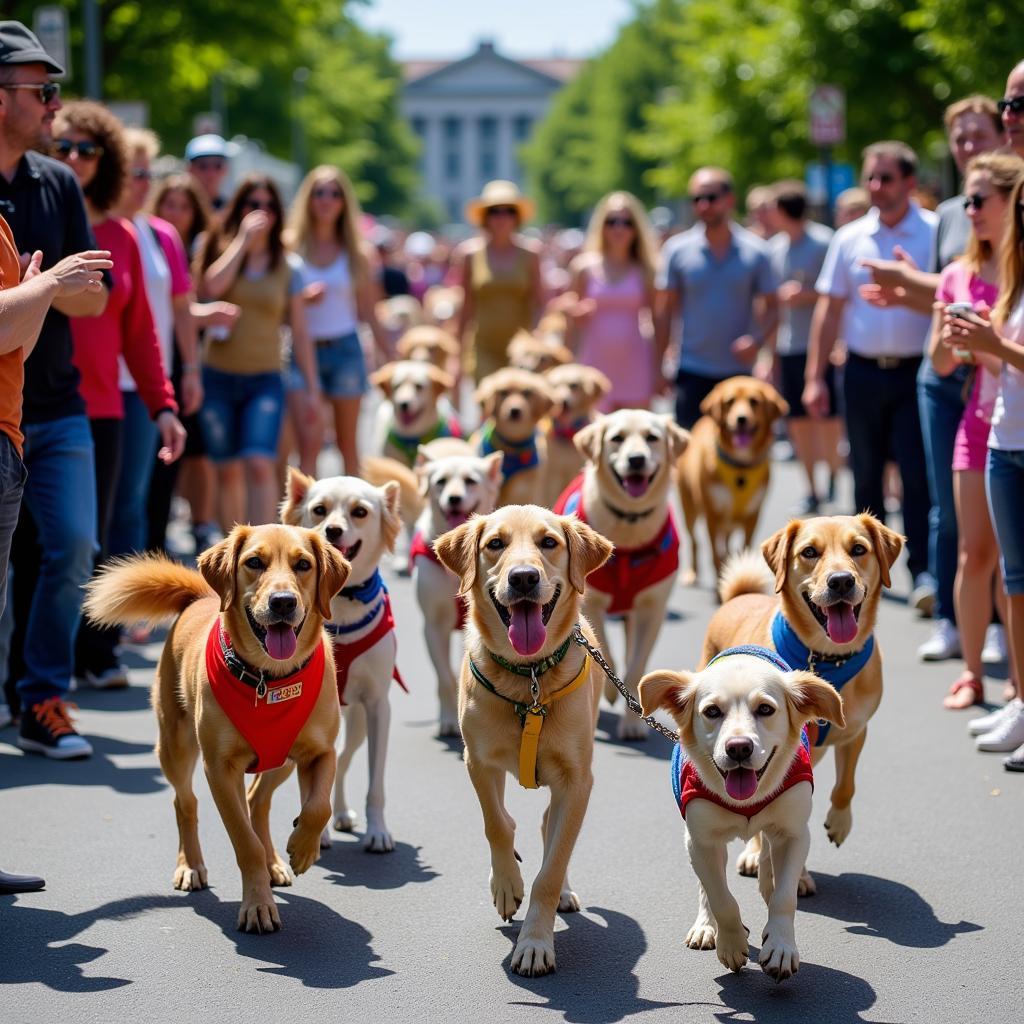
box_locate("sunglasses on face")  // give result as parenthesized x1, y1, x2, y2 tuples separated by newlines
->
(486, 205, 518, 217)
(998, 96, 1024, 117)
(131, 168, 153, 181)
(52, 139, 103, 161)
(191, 158, 224, 172)
(865, 172, 896, 185)
(242, 198, 276, 213)
(604, 216, 635, 228)
(2, 81, 60, 105)
(690, 191, 725, 205)
(963, 193, 992, 212)
(312, 186, 343, 200)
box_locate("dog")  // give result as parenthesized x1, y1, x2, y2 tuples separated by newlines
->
(396, 324, 461, 373)
(701, 514, 903, 892)
(554, 409, 690, 739)
(639, 647, 844, 980)
(370, 359, 461, 467)
(471, 367, 553, 507)
(677, 376, 788, 586)
(281, 468, 404, 852)
(82, 524, 350, 933)
(507, 329, 573, 375)
(434, 506, 613, 976)
(542, 363, 612, 506)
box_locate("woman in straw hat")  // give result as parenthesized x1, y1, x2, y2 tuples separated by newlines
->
(455, 180, 543, 382)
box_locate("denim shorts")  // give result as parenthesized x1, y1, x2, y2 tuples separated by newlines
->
(283, 331, 367, 399)
(199, 366, 284, 462)
(986, 446, 1024, 594)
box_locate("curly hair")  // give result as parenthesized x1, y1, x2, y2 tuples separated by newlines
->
(53, 101, 128, 214)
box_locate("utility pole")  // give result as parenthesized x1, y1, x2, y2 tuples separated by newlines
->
(83, 0, 101, 99)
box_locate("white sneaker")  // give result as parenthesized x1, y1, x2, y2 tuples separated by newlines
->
(975, 702, 1024, 751)
(968, 698, 1022, 736)
(982, 624, 1008, 665)
(77, 666, 129, 690)
(917, 619, 960, 661)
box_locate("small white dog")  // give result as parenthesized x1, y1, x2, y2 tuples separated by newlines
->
(639, 647, 844, 982)
(282, 468, 404, 852)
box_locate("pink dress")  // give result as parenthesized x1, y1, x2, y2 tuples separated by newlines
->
(577, 263, 653, 410)
(936, 262, 999, 472)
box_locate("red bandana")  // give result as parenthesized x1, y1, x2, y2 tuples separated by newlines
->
(409, 529, 467, 630)
(333, 595, 409, 704)
(205, 621, 325, 774)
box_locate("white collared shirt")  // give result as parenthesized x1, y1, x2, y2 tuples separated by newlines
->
(815, 203, 937, 358)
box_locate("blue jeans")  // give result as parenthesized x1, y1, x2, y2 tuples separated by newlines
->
(4, 416, 97, 704)
(917, 359, 968, 622)
(107, 390, 158, 557)
(986, 447, 1024, 595)
(199, 367, 284, 462)
(284, 332, 367, 399)
(0, 433, 27, 619)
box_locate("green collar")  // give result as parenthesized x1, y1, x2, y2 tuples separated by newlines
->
(488, 634, 573, 677)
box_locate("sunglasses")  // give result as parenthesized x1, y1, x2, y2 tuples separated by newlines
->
(690, 192, 725, 205)
(998, 96, 1024, 117)
(241, 198, 276, 213)
(963, 193, 992, 212)
(312, 186, 343, 200)
(486, 205, 519, 217)
(131, 168, 153, 181)
(604, 216, 635, 228)
(52, 139, 104, 161)
(191, 158, 225, 172)
(2, 81, 60, 105)
(865, 172, 896, 184)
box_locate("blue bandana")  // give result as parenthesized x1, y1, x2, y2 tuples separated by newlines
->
(478, 422, 540, 481)
(325, 570, 389, 637)
(707, 644, 793, 673)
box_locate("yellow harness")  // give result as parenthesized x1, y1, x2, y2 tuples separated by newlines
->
(715, 447, 770, 520)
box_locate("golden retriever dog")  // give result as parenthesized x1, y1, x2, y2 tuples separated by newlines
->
(82, 524, 349, 933)
(434, 506, 613, 976)
(281, 468, 404, 852)
(396, 324, 461, 373)
(677, 376, 788, 586)
(554, 410, 690, 739)
(701, 514, 903, 892)
(542, 363, 612, 506)
(370, 359, 461, 467)
(639, 649, 844, 981)
(507, 329, 574, 375)
(471, 367, 554, 507)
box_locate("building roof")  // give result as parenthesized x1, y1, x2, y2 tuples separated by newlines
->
(402, 42, 585, 85)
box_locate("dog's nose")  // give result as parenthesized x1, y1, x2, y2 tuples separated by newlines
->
(268, 592, 298, 617)
(446, 495, 462, 509)
(725, 737, 753, 763)
(827, 571, 856, 597)
(397, 400, 411, 413)
(508, 406, 522, 420)
(735, 414, 749, 427)
(627, 453, 647, 471)
(508, 566, 540, 594)
(325, 525, 343, 543)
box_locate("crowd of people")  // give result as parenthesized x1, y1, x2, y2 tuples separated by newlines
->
(2, 14, 1024, 892)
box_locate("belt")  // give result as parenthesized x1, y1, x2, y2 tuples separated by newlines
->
(848, 351, 922, 370)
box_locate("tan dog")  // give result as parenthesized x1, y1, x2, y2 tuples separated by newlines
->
(435, 506, 612, 976)
(677, 376, 788, 586)
(542, 363, 612, 506)
(507, 329, 573, 375)
(471, 367, 554, 506)
(370, 359, 460, 467)
(639, 652, 844, 981)
(396, 324, 460, 372)
(702, 514, 903, 892)
(82, 524, 349, 933)
(282, 468, 403, 852)
(555, 410, 690, 739)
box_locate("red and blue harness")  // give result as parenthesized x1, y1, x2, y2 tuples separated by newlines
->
(409, 530, 468, 630)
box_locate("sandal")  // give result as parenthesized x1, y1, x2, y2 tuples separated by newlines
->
(943, 675, 984, 710)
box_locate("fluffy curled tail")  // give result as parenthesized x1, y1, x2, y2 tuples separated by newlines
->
(361, 456, 423, 526)
(83, 554, 215, 628)
(718, 549, 773, 604)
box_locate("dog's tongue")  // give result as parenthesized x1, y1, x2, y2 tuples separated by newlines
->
(508, 602, 546, 656)
(725, 767, 759, 801)
(445, 510, 469, 529)
(624, 474, 648, 498)
(733, 429, 752, 449)
(266, 623, 297, 661)
(826, 602, 858, 644)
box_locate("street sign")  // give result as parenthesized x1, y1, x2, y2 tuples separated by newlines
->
(33, 6, 70, 80)
(806, 162, 856, 205)
(809, 84, 845, 146)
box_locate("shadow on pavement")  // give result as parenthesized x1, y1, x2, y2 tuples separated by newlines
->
(797, 871, 982, 947)
(70, 683, 155, 713)
(596, 709, 676, 762)
(502, 906, 684, 1022)
(320, 839, 439, 890)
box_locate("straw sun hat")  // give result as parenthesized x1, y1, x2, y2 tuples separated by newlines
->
(464, 180, 535, 226)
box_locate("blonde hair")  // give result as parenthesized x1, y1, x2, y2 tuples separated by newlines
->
(962, 153, 1024, 275)
(994, 174, 1024, 328)
(124, 127, 160, 161)
(286, 164, 368, 288)
(581, 191, 660, 283)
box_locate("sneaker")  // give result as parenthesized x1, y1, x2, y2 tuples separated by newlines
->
(792, 494, 819, 516)
(968, 698, 1022, 736)
(975, 702, 1024, 752)
(917, 619, 960, 661)
(1003, 742, 1024, 772)
(909, 576, 937, 619)
(192, 521, 222, 555)
(982, 624, 1008, 665)
(17, 698, 93, 759)
(77, 665, 129, 690)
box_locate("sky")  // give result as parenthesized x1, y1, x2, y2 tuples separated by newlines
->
(353, 0, 634, 59)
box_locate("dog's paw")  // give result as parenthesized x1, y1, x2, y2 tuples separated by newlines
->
(362, 825, 395, 854)
(714, 926, 749, 973)
(511, 934, 556, 976)
(332, 808, 358, 833)
(286, 826, 322, 876)
(319, 826, 332, 850)
(237, 891, 280, 934)
(490, 867, 524, 922)
(172, 862, 207, 892)
(268, 858, 294, 887)
(685, 918, 718, 950)
(797, 868, 817, 897)
(736, 843, 760, 878)
(558, 887, 581, 913)
(437, 716, 461, 739)
(825, 805, 852, 847)
(759, 929, 799, 983)
(616, 712, 649, 742)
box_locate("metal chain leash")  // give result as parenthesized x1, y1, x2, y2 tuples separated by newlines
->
(570, 626, 679, 743)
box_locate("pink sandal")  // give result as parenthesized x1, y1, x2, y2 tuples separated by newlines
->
(943, 675, 984, 710)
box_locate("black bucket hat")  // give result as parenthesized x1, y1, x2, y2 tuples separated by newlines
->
(0, 21, 65, 75)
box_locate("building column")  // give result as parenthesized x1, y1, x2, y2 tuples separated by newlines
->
(424, 116, 442, 212)
(462, 112, 480, 212)
(498, 116, 515, 184)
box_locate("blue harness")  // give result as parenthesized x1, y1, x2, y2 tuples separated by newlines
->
(478, 422, 540, 481)
(324, 570, 389, 637)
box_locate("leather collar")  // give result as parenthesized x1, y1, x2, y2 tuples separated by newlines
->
(217, 621, 314, 697)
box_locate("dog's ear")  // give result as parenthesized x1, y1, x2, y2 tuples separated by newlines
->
(307, 530, 351, 619)
(586, 368, 612, 400)
(483, 450, 505, 488)
(762, 520, 802, 594)
(784, 670, 846, 729)
(280, 466, 315, 525)
(198, 526, 250, 612)
(528, 375, 555, 420)
(764, 383, 789, 422)
(573, 417, 604, 463)
(379, 481, 402, 553)
(426, 364, 455, 397)
(562, 517, 613, 594)
(858, 513, 904, 590)
(663, 417, 690, 462)
(415, 447, 434, 497)
(434, 517, 485, 596)
(638, 669, 697, 727)
(473, 377, 498, 419)
(699, 381, 727, 422)
(369, 362, 397, 399)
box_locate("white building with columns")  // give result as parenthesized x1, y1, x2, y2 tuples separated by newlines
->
(401, 41, 582, 224)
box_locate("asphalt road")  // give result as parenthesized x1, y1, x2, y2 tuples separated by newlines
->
(2, 455, 1022, 1024)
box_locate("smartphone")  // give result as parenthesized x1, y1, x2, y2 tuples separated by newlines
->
(946, 302, 978, 360)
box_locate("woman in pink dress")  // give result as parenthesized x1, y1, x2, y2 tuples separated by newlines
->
(567, 192, 660, 411)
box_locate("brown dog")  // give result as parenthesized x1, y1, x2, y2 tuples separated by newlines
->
(396, 324, 461, 372)
(701, 514, 903, 892)
(507, 329, 574, 375)
(677, 375, 788, 586)
(435, 505, 612, 976)
(83, 524, 349, 933)
(370, 360, 460, 467)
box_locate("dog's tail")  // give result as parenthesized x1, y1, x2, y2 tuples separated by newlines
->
(83, 554, 215, 628)
(718, 549, 773, 604)
(362, 456, 423, 525)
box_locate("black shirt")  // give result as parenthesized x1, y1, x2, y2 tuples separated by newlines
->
(0, 151, 100, 423)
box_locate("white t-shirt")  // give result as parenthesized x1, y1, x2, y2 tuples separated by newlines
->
(990, 295, 1024, 451)
(119, 214, 173, 391)
(297, 251, 358, 339)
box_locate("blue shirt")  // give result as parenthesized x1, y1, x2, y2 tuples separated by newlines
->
(769, 222, 833, 356)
